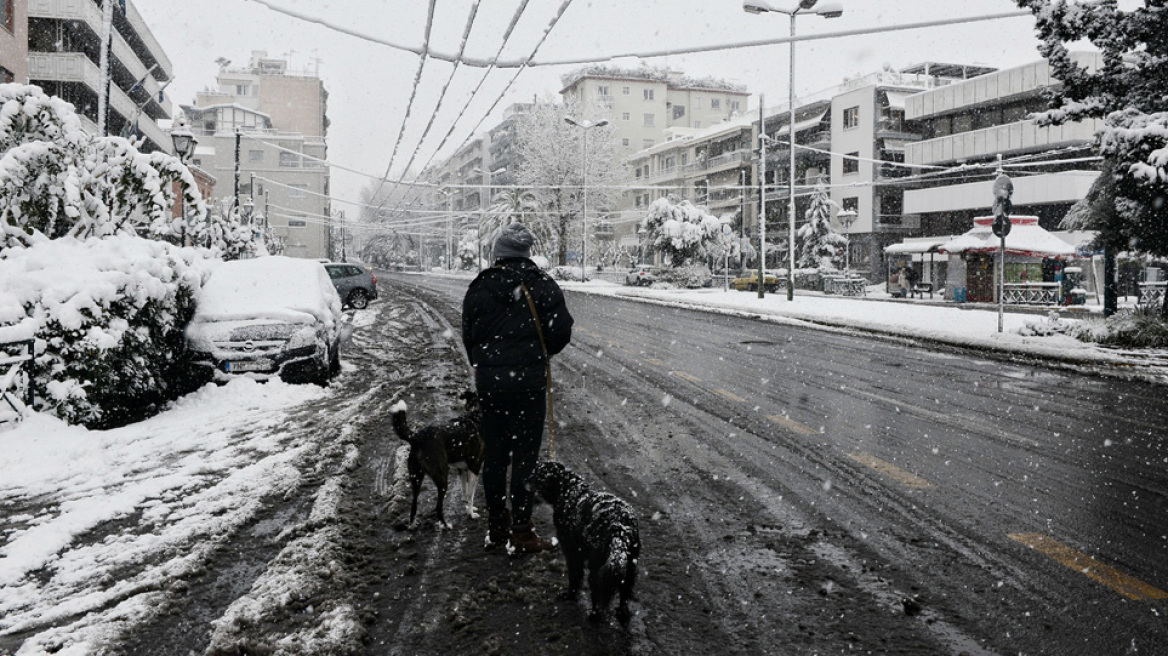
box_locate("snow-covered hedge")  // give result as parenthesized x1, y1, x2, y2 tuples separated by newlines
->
(655, 263, 713, 289)
(0, 235, 215, 427)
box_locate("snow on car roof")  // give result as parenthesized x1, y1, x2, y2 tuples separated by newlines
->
(194, 256, 340, 325)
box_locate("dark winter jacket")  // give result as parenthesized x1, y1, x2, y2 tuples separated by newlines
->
(462, 258, 574, 392)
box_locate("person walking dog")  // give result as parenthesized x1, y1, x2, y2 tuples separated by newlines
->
(461, 223, 574, 555)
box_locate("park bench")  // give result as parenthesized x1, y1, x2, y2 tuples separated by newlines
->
(0, 338, 34, 431)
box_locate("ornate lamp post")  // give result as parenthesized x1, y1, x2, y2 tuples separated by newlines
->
(169, 115, 196, 246)
(836, 207, 857, 273)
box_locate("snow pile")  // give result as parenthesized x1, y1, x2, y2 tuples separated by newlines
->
(0, 377, 327, 653)
(0, 234, 216, 426)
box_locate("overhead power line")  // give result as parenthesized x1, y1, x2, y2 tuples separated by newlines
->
(245, 1, 1031, 69)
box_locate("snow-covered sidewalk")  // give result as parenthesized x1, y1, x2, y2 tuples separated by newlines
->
(557, 279, 1168, 384)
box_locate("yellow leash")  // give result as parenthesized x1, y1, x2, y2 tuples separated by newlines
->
(520, 283, 556, 461)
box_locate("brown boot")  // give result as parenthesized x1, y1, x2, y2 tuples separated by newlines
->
(485, 511, 511, 550)
(507, 522, 554, 557)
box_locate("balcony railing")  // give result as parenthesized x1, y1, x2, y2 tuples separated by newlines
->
(906, 118, 1103, 166)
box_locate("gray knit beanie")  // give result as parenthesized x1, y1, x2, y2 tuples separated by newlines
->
(493, 222, 535, 260)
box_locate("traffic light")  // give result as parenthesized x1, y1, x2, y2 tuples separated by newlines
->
(991, 173, 1013, 238)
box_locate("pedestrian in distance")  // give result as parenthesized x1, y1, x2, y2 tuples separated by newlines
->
(896, 266, 909, 298)
(461, 222, 574, 556)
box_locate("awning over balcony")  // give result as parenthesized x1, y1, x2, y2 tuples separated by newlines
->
(938, 216, 1076, 259)
(884, 91, 912, 110)
(775, 110, 828, 136)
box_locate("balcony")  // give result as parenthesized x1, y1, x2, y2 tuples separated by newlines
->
(905, 117, 1103, 166)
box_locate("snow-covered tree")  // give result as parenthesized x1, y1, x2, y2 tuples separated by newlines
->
(796, 183, 848, 270)
(514, 98, 622, 265)
(0, 84, 208, 251)
(1013, 1, 1168, 315)
(640, 196, 724, 267)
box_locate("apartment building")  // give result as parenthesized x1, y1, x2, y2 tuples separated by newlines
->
(27, 0, 174, 152)
(561, 66, 750, 163)
(826, 64, 995, 276)
(0, 0, 27, 83)
(186, 52, 331, 259)
(902, 53, 1104, 236)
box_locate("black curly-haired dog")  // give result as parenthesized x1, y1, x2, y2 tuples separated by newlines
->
(528, 461, 640, 624)
(390, 390, 484, 528)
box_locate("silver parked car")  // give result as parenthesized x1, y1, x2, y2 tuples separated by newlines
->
(625, 265, 654, 286)
(185, 256, 343, 385)
(324, 262, 378, 309)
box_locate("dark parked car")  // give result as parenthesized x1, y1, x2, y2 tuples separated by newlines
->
(185, 256, 343, 385)
(324, 262, 377, 309)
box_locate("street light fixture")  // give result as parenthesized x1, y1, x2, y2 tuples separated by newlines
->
(169, 115, 197, 246)
(564, 116, 609, 282)
(836, 207, 857, 273)
(744, 0, 843, 301)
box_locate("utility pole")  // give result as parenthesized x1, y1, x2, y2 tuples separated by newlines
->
(758, 94, 767, 299)
(97, 0, 115, 136)
(233, 129, 241, 214)
(340, 210, 346, 262)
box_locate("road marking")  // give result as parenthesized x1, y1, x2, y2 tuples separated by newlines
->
(672, 370, 701, 383)
(766, 414, 819, 435)
(848, 387, 1039, 448)
(644, 358, 665, 366)
(847, 452, 934, 489)
(1008, 533, 1168, 601)
(714, 389, 745, 402)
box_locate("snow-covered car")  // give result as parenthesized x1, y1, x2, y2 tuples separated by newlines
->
(324, 262, 377, 309)
(185, 256, 343, 385)
(626, 266, 654, 286)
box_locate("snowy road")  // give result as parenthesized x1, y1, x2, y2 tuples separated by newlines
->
(388, 272, 1168, 655)
(4, 273, 1165, 655)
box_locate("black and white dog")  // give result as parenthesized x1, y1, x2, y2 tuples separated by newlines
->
(390, 390, 484, 528)
(528, 461, 641, 625)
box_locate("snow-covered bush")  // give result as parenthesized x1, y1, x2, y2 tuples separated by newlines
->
(640, 196, 724, 267)
(655, 263, 713, 289)
(0, 235, 214, 427)
(1018, 311, 1076, 337)
(0, 84, 208, 249)
(550, 265, 590, 282)
(1070, 306, 1168, 348)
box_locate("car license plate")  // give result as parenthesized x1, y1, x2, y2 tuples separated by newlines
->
(225, 360, 273, 373)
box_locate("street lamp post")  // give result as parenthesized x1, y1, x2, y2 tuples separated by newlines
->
(169, 115, 196, 247)
(474, 166, 507, 271)
(564, 116, 609, 282)
(837, 207, 857, 273)
(745, 0, 844, 301)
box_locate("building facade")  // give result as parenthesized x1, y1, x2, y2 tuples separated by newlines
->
(560, 66, 750, 163)
(27, 0, 174, 152)
(902, 53, 1104, 236)
(0, 0, 28, 83)
(186, 52, 330, 259)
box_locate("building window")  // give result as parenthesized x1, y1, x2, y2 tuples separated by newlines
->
(248, 149, 264, 162)
(635, 196, 642, 207)
(279, 152, 301, 167)
(288, 218, 307, 227)
(643, 139, 654, 149)
(672, 105, 685, 120)
(694, 121, 701, 128)
(622, 138, 630, 147)
(622, 86, 630, 95)
(1, 1, 12, 33)
(643, 113, 655, 127)
(235, 84, 250, 96)
(622, 112, 630, 121)
(952, 114, 973, 133)
(879, 193, 903, 224)
(191, 158, 202, 167)
(643, 89, 655, 101)
(0, 66, 12, 83)
(597, 85, 609, 97)
(843, 152, 860, 175)
(843, 106, 860, 129)
(730, 101, 741, 112)
(842, 197, 859, 214)
(694, 98, 702, 110)
(711, 99, 721, 110)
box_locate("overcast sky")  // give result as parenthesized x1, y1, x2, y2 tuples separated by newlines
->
(138, 0, 1068, 213)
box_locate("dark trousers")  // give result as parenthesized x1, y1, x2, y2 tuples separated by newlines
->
(479, 388, 546, 526)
